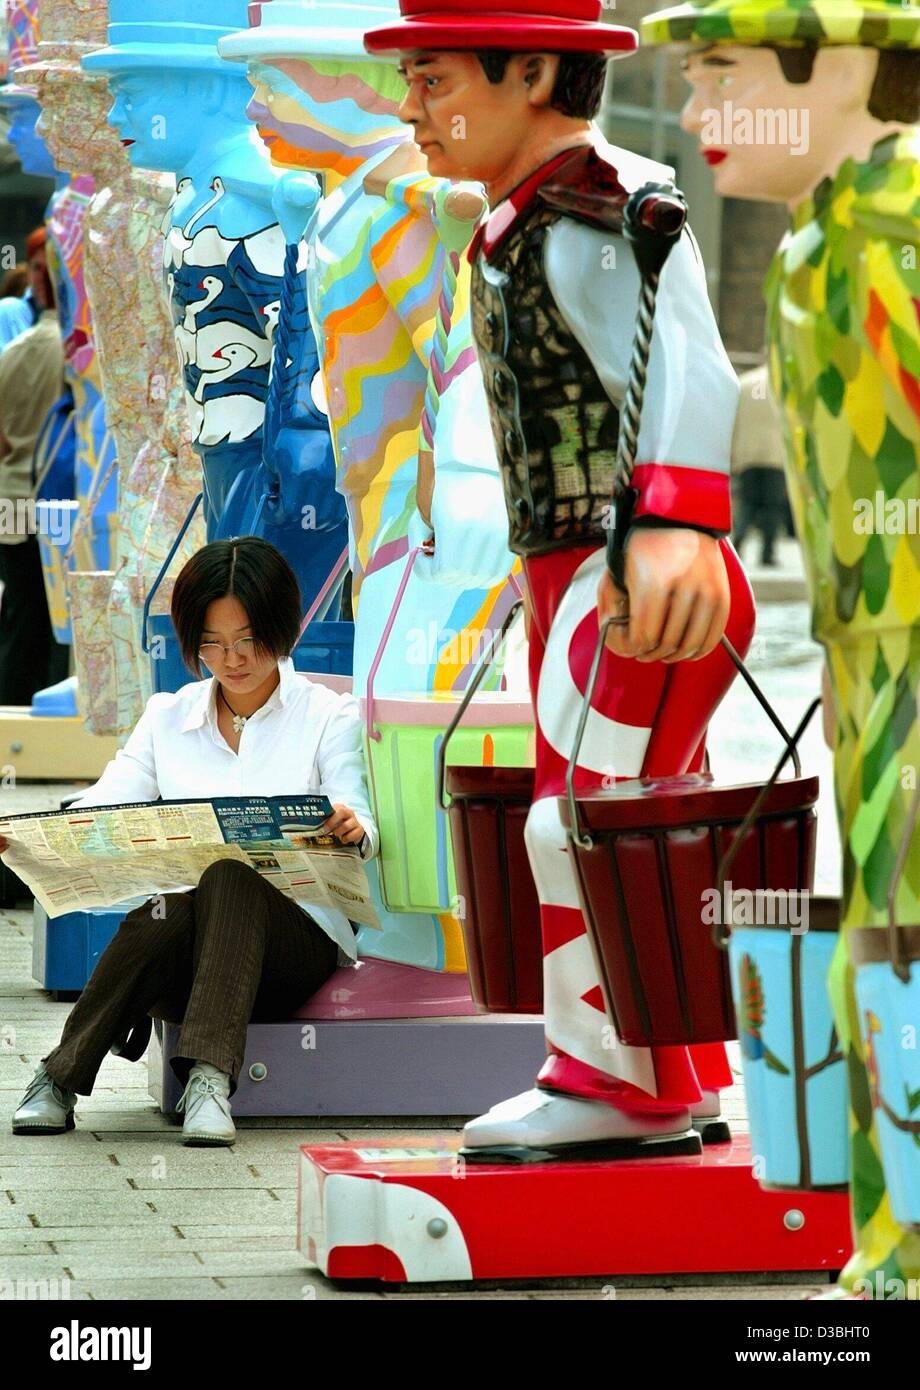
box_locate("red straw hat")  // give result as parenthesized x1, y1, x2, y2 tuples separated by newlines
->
(364, 0, 638, 56)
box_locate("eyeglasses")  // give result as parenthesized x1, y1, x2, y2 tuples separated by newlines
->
(198, 638, 256, 660)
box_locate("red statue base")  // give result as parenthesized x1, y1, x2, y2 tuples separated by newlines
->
(297, 1137, 851, 1284)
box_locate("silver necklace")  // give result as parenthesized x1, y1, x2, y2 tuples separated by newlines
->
(219, 685, 249, 735)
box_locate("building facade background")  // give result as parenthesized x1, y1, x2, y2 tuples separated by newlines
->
(601, 1, 786, 366)
(0, 4, 782, 358)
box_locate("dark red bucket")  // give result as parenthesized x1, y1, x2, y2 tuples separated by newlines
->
(559, 772, 819, 1046)
(438, 600, 543, 1014)
(445, 765, 543, 1014)
(560, 626, 822, 1048)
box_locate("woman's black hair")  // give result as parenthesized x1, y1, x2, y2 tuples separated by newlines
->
(476, 50, 608, 119)
(170, 537, 303, 677)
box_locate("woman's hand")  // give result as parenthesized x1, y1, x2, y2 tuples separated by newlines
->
(321, 804, 366, 846)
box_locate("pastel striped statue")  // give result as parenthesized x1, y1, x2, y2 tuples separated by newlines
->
(221, 0, 523, 974)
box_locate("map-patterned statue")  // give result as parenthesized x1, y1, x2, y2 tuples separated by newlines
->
(27, 0, 204, 735)
(3, 0, 111, 647)
(83, 0, 346, 615)
(220, 0, 521, 981)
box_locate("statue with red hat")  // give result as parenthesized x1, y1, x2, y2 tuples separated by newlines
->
(365, 0, 758, 1160)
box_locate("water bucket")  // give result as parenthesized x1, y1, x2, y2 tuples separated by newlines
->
(729, 895, 849, 1191)
(851, 780, 920, 1232)
(439, 600, 542, 1013)
(559, 625, 820, 1047)
(363, 548, 532, 915)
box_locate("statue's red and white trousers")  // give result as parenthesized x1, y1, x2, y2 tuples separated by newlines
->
(521, 540, 756, 1111)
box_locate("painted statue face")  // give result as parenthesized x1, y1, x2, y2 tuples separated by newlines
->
(6, 99, 38, 157)
(396, 50, 550, 187)
(106, 71, 200, 171)
(680, 43, 882, 205)
(2, 94, 56, 178)
(246, 57, 405, 179)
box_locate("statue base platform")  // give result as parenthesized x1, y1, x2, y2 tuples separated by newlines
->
(297, 958, 478, 1019)
(0, 707, 121, 780)
(149, 1012, 546, 1116)
(296, 1136, 852, 1284)
(32, 901, 143, 996)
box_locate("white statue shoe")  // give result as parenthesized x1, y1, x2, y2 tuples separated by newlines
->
(690, 1088, 731, 1145)
(460, 1088, 701, 1163)
(177, 1063, 235, 1146)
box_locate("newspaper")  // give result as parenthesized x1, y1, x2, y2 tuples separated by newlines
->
(0, 795, 380, 928)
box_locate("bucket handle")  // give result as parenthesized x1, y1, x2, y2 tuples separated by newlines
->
(31, 391, 73, 491)
(886, 777, 920, 984)
(565, 618, 818, 866)
(363, 541, 524, 739)
(365, 541, 432, 743)
(141, 492, 203, 654)
(712, 692, 822, 948)
(250, 486, 274, 536)
(436, 598, 525, 812)
(298, 545, 350, 637)
(62, 429, 119, 573)
(565, 615, 627, 852)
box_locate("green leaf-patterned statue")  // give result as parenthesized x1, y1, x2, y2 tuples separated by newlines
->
(644, 0, 920, 1298)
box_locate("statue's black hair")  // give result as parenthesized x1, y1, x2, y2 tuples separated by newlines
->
(769, 41, 920, 122)
(476, 50, 607, 119)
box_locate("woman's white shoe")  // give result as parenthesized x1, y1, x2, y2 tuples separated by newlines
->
(12, 1065, 77, 1135)
(176, 1064, 235, 1146)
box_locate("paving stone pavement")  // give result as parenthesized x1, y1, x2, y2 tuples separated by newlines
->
(0, 746, 838, 1302)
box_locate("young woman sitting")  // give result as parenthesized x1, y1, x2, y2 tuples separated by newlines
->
(8, 538, 377, 1145)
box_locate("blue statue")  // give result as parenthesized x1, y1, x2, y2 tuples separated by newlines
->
(1, 88, 57, 181)
(0, 16, 59, 350)
(0, 86, 56, 347)
(2, 0, 58, 182)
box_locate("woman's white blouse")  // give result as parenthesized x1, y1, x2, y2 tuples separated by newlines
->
(68, 659, 379, 962)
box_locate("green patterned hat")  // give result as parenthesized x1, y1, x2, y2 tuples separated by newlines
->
(641, 0, 920, 49)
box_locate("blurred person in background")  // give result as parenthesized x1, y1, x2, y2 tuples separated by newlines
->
(0, 227, 47, 351)
(0, 265, 30, 300)
(731, 363, 790, 569)
(0, 230, 69, 704)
